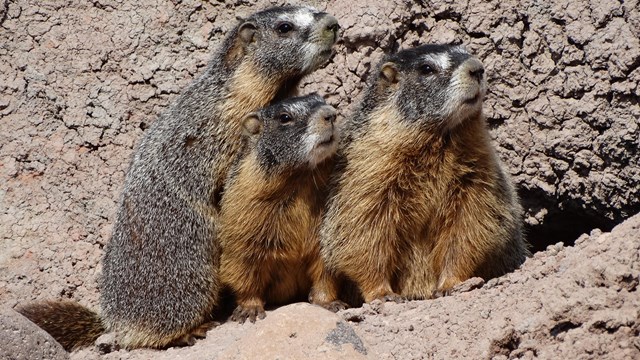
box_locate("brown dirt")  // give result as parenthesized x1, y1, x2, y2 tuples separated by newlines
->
(1, 0, 639, 359)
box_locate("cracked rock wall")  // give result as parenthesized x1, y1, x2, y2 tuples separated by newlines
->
(1, 0, 639, 307)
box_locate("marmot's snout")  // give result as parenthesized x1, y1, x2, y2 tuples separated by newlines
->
(306, 104, 339, 166)
(315, 104, 337, 126)
(322, 15, 340, 42)
(469, 65, 485, 83)
(300, 12, 340, 72)
(457, 58, 487, 103)
(310, 105, 338, 145)
(318, 14, 340, 49)
(463, 57, 484, 82)
(306, 12, 340, 46)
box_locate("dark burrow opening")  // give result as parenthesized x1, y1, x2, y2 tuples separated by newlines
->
(521, 198, 618, 254)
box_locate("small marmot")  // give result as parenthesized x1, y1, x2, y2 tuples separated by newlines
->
(17, 6, 340, 350)
(218, 93, 342, 324)
(318, 44, 530, 303)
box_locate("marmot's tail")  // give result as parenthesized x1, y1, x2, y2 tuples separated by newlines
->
(17, 300, 105, 351)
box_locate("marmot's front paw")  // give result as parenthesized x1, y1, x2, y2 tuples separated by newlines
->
(316, 300, 349, 312)
(379, 293, 407, 303)
(363, 289, 407, 304)
(231, 304, 266, 324)
(433, 276, 463, 298)
(432, 289, 451, 299)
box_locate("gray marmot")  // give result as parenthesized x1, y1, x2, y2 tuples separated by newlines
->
(17, 6, 339, 350)
(317, 44, 529, 304)
(218, 93, 342, 324)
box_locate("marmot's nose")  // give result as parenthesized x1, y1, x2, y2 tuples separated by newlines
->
(466, 57, 485, 83)
(317, 105, 337, 124)
(321, 15, 340, 40)
(325, 113, 336, 124)
(469, 67, 484, 82)
(327, 21, 340, 34)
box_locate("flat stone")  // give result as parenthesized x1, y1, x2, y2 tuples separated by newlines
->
(0, 307, 69, 360)
(218, 302, 371, 360)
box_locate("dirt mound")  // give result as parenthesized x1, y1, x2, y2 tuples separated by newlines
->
(340, 213, 639, 359)
(1, 0, 638, 358)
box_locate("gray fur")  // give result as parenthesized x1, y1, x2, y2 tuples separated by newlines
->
(346, 44, 478, 139)
(251, 93, 333, 172)
(101, 6, 338, 346)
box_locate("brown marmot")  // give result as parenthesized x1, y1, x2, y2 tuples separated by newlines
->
(17, 6, 340, 351)
(318, 44, 530, 303)
(218, 93, 343, 324)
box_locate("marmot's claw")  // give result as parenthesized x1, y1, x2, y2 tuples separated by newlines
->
(432, 289, 452, 299)
(381, 293, 407, 303)
(231, 305, 266, 324)
(319, 300, 349, 312)
(191, 322, 216, 339)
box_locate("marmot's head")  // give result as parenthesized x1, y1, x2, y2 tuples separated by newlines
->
(368, 44, 486, 130)
(242, 93, 339, 172)
(223, 6, 339, 77)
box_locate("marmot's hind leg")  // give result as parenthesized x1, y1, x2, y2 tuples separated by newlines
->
(166, 322, 217, 347)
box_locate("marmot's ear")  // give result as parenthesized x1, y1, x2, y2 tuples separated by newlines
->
(238, 22, 257, 44)
(380, 62, 399, 84)
(224, 22, 257, 66)
(242, 113, 262, 137)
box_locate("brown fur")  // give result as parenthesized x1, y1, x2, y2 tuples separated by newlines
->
(203, 62, 285, 209)
(218, 95, 342, 322)
(320, 45, 528, 303)
(219, 156, 335, 319)
(325, 107, 525, 301)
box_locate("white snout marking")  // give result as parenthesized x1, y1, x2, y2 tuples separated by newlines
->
(302, 107, 337, 167)
(301, 42, 322, 71)
(423, 53, 451, 71)
(294, 10, 314, 28)
(451, 46, 469, 55)
(303, 133, 320, 159)
(303, 131, 334, 167)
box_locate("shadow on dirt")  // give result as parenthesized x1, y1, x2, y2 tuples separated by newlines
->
(520, 190, 618, 253)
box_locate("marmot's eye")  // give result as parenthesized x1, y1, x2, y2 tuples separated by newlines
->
(277, 22, 294, 34)
(421, 64, 435, 75)
(279, 113, 293, 124)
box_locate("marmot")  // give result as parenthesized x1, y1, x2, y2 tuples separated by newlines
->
(318, 44, 530, 303)
(17, 6, 339, 351)
(218, 93, 342, 324)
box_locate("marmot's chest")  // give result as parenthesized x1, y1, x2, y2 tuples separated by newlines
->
(257, 192, 321, 256)
(340, 142, 467, 230)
